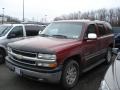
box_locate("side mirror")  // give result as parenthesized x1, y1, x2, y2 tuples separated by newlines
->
(7, 34, 16, 39)
(38, 31, 42, 35)
(112, 48, 119, 55)
(88, 33, 97, 40)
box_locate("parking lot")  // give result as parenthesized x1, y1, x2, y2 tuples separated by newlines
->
(0, 57, 115, 90)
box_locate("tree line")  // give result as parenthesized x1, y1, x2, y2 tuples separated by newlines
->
(0, 15, 21, 23)
(54, 8, 120, 26)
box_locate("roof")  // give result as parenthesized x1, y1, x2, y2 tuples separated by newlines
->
(1, 24, 23, 27)
(0, 24, 46, 27)
(53, 19, 108, 24)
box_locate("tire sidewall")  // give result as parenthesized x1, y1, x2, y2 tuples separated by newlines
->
(61, 60, 80, 89)
(0, 50, 5, 64)
(106, 47, 112, 64)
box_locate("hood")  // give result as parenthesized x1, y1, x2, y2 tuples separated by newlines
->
(8, 36, 79, 53)
(0, 36, 6, 40)
(104, 59, 120, 90)
(114, 60, 120, 89)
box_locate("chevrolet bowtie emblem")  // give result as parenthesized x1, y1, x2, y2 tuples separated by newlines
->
(16, 55, 23, 59)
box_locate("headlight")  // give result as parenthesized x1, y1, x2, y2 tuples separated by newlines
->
(37, 53, 57, 68)
(38, 53, 56, 60)
(99, 80, 110, 90)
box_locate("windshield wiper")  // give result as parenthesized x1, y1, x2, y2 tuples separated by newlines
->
(51, 35, 68, 39)
(39, 34, 50, 37)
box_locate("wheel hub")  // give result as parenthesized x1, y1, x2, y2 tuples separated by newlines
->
(66, 65, 77, 85)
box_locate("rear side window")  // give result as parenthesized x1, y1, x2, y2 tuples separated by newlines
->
(25, 25, 42, 36)
(97, 24, 106, 36)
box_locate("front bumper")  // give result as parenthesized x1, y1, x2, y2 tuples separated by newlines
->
(6, 56, 62, 83)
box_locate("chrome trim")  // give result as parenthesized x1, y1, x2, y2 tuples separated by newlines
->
(10, 55, 36, 66)
(8, 51, 56, 63)
(83, 59, 105, 72)
(85, 49, 107, 61)
(12, 49, 37, 55)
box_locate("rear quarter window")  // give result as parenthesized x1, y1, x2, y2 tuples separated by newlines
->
(105, 23, 112, 34)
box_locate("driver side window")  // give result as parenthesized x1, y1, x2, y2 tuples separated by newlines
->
(8, 26, 23, 38)
(85, 24, 97, 38)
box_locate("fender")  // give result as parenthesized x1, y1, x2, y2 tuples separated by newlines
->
(0, 44, 7, 55)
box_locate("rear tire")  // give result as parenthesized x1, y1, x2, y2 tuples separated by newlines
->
(61, 60, 80, 89)
(105, 47, 112, 64)
(0, 49, 5, 64)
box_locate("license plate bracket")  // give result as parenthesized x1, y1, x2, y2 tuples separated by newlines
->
(15, 67, 21, 75)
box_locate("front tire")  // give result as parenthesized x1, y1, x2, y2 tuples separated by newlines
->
(61, 60, 80, 89)
(0, 49, 5, 64)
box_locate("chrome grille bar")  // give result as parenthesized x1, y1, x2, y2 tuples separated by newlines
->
(8, 51, 56, 63)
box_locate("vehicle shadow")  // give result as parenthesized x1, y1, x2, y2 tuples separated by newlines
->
(72, 55, 116, 90)
(13, 76, 64, 90)
(0, 55, 116, 90)
(17, 60, 111, 90)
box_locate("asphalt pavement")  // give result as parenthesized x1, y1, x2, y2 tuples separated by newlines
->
(0, 56, 116, 90)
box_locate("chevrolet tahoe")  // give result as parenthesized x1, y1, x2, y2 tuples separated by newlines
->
(6, 20, 114, 89)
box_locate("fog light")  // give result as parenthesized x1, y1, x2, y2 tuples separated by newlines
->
(37, 62, 57, 68)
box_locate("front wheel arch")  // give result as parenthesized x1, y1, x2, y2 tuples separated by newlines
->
(0, 47, 6, 63)
(62, 55, 82, 67)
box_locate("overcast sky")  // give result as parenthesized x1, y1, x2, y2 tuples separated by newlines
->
(0, 0, 120, 22)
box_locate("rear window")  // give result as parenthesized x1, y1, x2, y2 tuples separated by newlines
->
(25, 25, 45, 36)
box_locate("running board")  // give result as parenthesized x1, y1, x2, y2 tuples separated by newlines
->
(83, 59, 105, 73)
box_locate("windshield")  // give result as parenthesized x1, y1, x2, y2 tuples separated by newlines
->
(0, 26, 12, 36)
(40, 22, 83, 39)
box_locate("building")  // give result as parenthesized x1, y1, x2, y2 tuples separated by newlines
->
(0, 16, 7, 23)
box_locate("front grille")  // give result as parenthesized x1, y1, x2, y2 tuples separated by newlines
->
(10, 55, 36, 65)
(8, 56, 53, 71)
(12, 49, 37, 58)
(9, 49, 37, 66)
(7, 49, 54, 71)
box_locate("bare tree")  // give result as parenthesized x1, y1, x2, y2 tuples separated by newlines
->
(54, 7, 120, 26)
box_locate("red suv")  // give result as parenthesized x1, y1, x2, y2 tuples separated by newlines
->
(6, 20, 114, 89)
